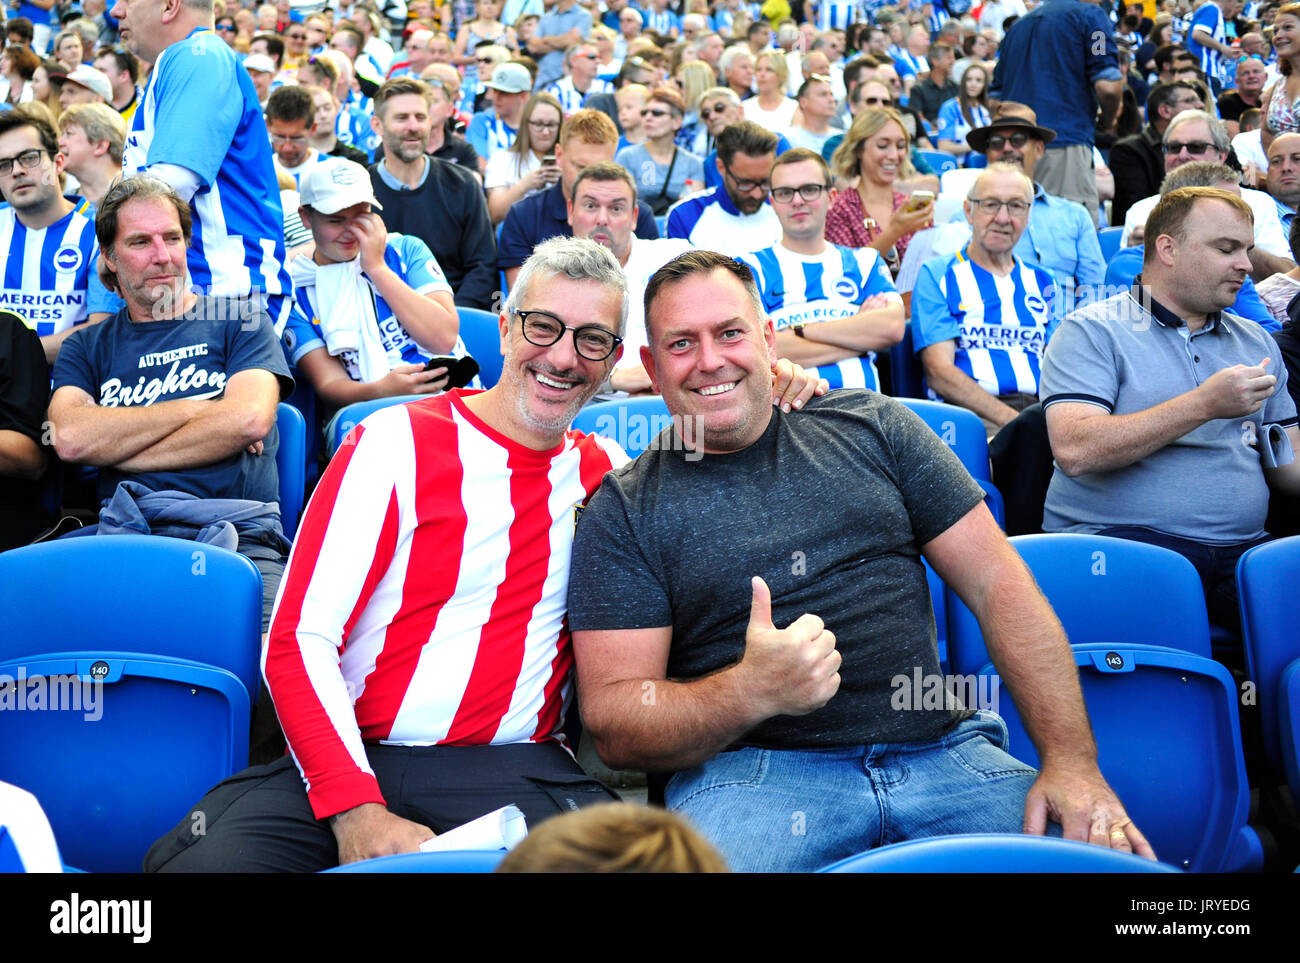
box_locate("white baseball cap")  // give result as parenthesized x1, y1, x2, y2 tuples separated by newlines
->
(484, 62, 532, 94)
(243, 54, 277, 75)
(298, 158, 383, 214)
(63, 65, 113, 102)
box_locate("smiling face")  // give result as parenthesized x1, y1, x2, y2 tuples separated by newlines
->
(965, 168, 1032, 257)
(643, 267, 776, 454)
(302, 201, 368, 264)
(858, 118, 907, 186)
(374, 92, 431, 163)
(499, 273, 624, 444)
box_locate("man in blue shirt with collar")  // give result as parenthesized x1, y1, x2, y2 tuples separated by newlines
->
(498, 108, 658, 289)
(966, 104, 1106, 301)
(991, 0, 1124, 223)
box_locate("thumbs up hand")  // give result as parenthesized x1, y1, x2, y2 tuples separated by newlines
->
(739, 576, 841, 717)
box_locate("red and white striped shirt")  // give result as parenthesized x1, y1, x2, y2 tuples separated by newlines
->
(264, 390, 627, 819)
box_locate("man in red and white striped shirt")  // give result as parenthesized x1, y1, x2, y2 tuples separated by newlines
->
(146, 237, 825, 873)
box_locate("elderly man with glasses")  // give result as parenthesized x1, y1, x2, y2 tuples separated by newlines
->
(912, 164, 1059, 434)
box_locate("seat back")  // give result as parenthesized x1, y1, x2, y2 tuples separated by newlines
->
(918, 149, 957, 174)
(327, 394, 428, 457)
(894, 397, 991, 480)
(570, 396, 673, 458)
(1104, 245, 1143, 289)
(1097, 225, 1125, 263)
(457, 307, 505, 389)
(1236, 536, 1300, 771)
(0, 653, 250, 872)
(888, 321, 927, 399)
(819, 832, 1180, 873)
(0, 534, 264, 698)
(276, 402, 306, 540)
(1279, 661, 1300, 799)
(947, 533, 1212, 675)
(322, 850, 505, 872)
(977, 643, 1252, 872)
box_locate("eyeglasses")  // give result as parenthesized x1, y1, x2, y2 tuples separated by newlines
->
(771, 182, 828, 203)
(514, 309, 622, 361)
(216, 23, 236, 32)
(699, 103, 732, 118)
(287, 32, 308, 41)
(641, 108, 671, 117)
(861, 96, 892, 106)
(1163, 140, 1216, 155)
(0, 148, 47, 176)
(529, 119, 560, 129)
(270, 133, 309, 144)
(721, 159, 770, 194)
(577, 52, 598, 60)
(987, 132, 1031, 150)
(968, 197, 1031, 217)
(477, 57, 495, 64)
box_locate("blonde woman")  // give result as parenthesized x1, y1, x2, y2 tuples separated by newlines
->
(675, 60, 715, 154)
(826, 107, 934, 270)
(742, 50, 796, 132)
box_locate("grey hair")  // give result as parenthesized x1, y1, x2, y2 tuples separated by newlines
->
(699, 86, 741, 107)
(718, 45, 753, 74)
(1164, 109, 1231, 154)
(967, 162, 1034, 200)
(504, 237, 629, 337)
(1159, 160, 1240, 194)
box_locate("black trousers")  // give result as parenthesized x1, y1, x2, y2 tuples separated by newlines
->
(145, 741, 618, 873)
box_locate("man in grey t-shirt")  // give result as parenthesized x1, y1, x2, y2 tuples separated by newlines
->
(569, 249, 1152, 872)
(1041, 188, 1300, 632)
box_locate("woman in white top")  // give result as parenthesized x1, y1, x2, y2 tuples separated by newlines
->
(743, 50, 798, 134)
(0, 46, 39, 108)
(486, 92, 563, 224)
(454, 0, 518, 97)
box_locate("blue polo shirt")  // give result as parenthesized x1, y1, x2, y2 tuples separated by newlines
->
(535, 4, 593, 89)
(497, 181, 660, 270)
(990, 0, 1123, 147)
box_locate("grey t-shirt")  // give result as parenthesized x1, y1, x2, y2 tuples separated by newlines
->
(568, 390, 985, 751)
(615, 144, 705, 211)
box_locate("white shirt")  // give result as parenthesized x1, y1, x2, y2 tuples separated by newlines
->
(484, 149, 542, 192)
(617, 236, 696, 369)
(1121, 185, 1289, 258)
(742, 96, 798, 135)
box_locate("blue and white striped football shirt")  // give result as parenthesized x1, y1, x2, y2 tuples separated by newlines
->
(124, 28, 291, 305)
(741, 242, 900, 391)
(1188, 2, 1226, 83)
(0, 206, 116, 337)
(911, 246, 1058, 399)
(815, 0, 859, 31)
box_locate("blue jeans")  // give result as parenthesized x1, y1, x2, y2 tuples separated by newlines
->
(666, 711, 1038, 873)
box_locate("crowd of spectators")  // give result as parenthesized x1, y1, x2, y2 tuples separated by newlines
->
(3, 0, 1300, 874)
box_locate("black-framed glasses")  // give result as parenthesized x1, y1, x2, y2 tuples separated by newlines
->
(0, 148, 47, 176)
(514, 309, 622, 361)
(699, 103, 731, 118)
(861, 95, 892, 106)
(987, 132, 1031, 150)
(771, 182, 828, 203)
(721, 158, 770, 194)
(1163, 140, 1215, 155)
(529, 119, 560, 129)
(968, 197, 1031, 217)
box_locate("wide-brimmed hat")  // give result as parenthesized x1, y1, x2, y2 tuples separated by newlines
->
(966, 113, 1057, 153)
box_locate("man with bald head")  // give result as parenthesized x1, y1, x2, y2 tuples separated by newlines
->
(1266, 133, 1300, 236)
(913, 164, 1059, 432)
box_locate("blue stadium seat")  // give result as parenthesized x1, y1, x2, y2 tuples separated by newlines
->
(322, 850, 505, 872)
(1104, 245, 1142, 289)
(975, 643, 1257, 872)
(1097, 225, 1125, 263)
(946, 533, 1213, 676)
(894, 397, 991, 480)
(0, 535, 262, 872)
(819, 833, 1180, 873)
(976, 477, 1005, 529)
(285, 363, 322, 487)
(917, 149, 957, 174)
(887, 321, 926, 398)
(327, 394, 428, 457)
(654, 214, 668, 236)
(1280, 661, 1300, 800)
(458, 307, 505, 389)
(924, 559, 948, 674)
(1236, 536, 1300, 787)
(276, 402, 306, 540)
(965, 153, 988, 169)
(570, 396, 672, 458)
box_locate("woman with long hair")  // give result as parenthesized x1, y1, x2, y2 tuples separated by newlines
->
(0, 46, 40, 107)
(30, 60, 66, 118)
(1262, 3, 1300, 150)
(615, 86, 706, 216)
(675, 60, 716, 154)
(826, 107, 934, 272)
(742, 50, 797, 131)
(485, 92, 564, 224)
(936, 62, 992, 160)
